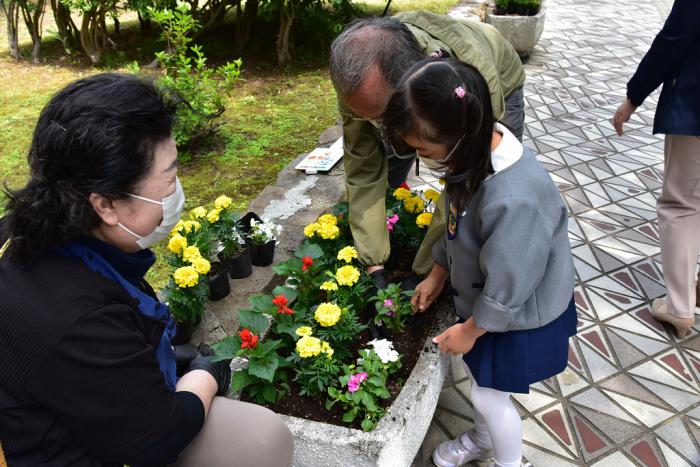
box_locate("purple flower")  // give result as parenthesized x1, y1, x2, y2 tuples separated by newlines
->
(384, 299, 394, 307)
(386, 311, 395, 317)
(348, 372, 368, 393)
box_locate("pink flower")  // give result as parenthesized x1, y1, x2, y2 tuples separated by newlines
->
(347, 372, 368, 393)
(386, 214, 399, 232)
(386, 311, 395, 317)
(455, 86, 466, 99)
(384, 299, 394, 307)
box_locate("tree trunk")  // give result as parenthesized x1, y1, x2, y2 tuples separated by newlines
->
(275, 0, 293, 66)
(79, 6, 107, 64)
(1, 0, 21, 59)
(51, 0, 79, 53)
(137, 10, 152, 31)
(236, 0, 257, 47)
(20, 0, 46, 63)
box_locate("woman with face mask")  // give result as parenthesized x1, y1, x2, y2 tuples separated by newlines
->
(0, 73, 293, 467)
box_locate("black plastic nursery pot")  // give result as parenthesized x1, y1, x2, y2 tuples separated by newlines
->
(239, 211, 262, 236)
(207, 261, 231, 301)
(171, 317, 202, 345)
(248, 239, 276, 267)
(220, 248, 253, 279)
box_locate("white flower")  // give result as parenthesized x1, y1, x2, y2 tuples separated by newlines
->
(249, 218, 283, 242)
(368, 339, 400, 364)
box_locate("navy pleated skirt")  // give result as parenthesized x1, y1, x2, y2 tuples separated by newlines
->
(462, 296, 577, 394)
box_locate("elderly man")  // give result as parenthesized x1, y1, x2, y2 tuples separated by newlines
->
(329, 11, 526, 289)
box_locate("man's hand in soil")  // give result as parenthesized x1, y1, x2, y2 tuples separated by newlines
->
(412, 264, 449, 314)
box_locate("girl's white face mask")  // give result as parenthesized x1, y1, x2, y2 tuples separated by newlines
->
(118, 177, 186, 249)
(418, 136, 464, 172)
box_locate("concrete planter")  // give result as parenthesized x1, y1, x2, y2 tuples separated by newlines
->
(229, 302, 453, 467)
(485, 2, 546, 57)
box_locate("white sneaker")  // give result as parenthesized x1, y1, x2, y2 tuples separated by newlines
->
(432, 430, 493, 467)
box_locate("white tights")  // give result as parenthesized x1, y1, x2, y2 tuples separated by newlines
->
(464, 362, 523, 467)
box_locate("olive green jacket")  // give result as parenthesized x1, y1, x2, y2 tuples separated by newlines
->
(340, 11, 525, 275)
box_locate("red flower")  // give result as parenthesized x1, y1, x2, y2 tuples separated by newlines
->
(400, 182, 410, 189)
(238, 328, 259, 350)
(272, 295, 288, 308)
(301, 256, 313, 272)
(272, 294, 294, 315)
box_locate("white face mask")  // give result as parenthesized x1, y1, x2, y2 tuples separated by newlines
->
(419, 136, 464, 172)
(118, 177, 186, 249)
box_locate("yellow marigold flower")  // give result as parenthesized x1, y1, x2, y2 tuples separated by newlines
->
(416, 212, 433, 228)
(314, 302, 342, 327)
(336, 265, 360, 287)
(393, 187, 411, 200)
(182, 220, 201, 233)
(215, 195, 233, 210)
(320, 281, 339, 291)
(296, 335, 322, 358)
(317, 213, 338, 226)
(190, 206, 207, 220)
(191, 257, 211, 275)
(207, 209, 221, 224)
(295, 326, 313, 337)
(174, 266, 199, 288)
(168, 234, 187, 254)
(337, 246, 358, 263)
(171, 220, 185, 236)
(304, 222, 320, 238)
(404, 196, 425, 214)
(183, 245, 201, 262)
(424, 189, 441, 203)
(318, 223, 340, 240)
(321, 341, 334, 359)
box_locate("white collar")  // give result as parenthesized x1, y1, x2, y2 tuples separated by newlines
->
(490, 122, 523, 173)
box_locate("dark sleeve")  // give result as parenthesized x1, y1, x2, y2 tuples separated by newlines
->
(129, 391, 205, 467)
(25, 304, 203, 465)
(626, 0, 700, 106)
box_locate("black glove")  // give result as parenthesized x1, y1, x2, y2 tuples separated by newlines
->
(174, 343, 215, 376)
(188, 356, 232, 396)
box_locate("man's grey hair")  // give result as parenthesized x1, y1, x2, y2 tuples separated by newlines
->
(330, 17, 424, 98)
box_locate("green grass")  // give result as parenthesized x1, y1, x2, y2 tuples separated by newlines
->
(0, 0, 458, 288)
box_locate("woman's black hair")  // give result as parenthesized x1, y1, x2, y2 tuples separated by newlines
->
(383, 58, 496, 213)
(1, 73, 175, 260)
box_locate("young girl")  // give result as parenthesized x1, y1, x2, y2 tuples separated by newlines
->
(383, 58, 577, 467)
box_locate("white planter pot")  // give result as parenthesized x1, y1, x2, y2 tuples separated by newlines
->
(485, 2, 546, 57)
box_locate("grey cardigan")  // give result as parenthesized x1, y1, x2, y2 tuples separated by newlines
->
(433, 148, 575, 332)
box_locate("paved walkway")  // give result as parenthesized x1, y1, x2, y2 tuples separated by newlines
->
(409, 0, 700, 465)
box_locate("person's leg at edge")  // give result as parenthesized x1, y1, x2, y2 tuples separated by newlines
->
(173, 397, 294, 467)
(466, 363, 523, 467)
(501, 87, 525, 142)
(657, 135, 700, 319)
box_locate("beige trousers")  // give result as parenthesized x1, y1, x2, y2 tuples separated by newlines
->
(657, 134, 700, 318)
(173, 397, 294, 467)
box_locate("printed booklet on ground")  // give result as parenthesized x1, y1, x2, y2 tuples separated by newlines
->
(295, 137, 344, 174)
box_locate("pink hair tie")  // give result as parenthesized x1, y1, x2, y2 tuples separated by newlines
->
(455, 86, 466, 99)
(430, 49, 443, 58)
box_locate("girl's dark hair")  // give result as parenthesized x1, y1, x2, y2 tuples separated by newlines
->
(2, 73, 175, 260)
(383, 58, 495, 213)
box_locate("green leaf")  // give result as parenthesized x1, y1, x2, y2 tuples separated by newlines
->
(238, 309, 270, 335)
(248, 294, 278, 314)
(275, 321, 302, 339)
(325, 399, 335, 410)
(367, 376, 385, 387)
(248, 353, 279, 382)
(295, 242, 324, 259)
(361, 419, 375, 432)
(272, 258, 303, 276)
(231, 370, 255, 392)
(361, 392, 377, 411)
(262, 383, 278, 403)
(211, 335, 241, 360)
(272, 285, 299, 304)
(351, 390, 362, 404)
(342, 410, 356, 423)
(259, 339, 282, 355)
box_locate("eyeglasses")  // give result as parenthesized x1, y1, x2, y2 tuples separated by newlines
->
(351, 116, 417, 160)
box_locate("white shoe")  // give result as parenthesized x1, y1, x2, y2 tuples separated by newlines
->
(432, 430, 493, 467)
